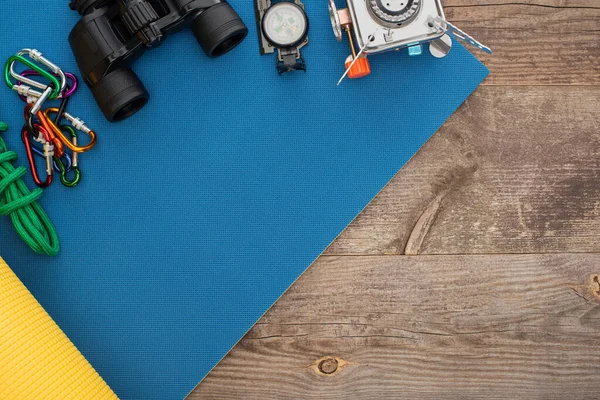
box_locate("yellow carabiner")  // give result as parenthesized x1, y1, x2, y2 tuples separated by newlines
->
(42, 108, 97, 153)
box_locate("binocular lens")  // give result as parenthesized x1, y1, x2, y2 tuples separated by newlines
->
(192, 2, 248, 57)
(70, 0, 248, 122)
(91, 68, 149, 122)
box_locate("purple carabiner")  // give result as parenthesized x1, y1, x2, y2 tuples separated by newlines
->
(16, 70, 78, 102)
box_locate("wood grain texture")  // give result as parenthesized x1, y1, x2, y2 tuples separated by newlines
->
(189, 1, 600, 398)
(445, 0, 600, 85)
(190, 255, 600, 399)
(326, 86, 600, 255)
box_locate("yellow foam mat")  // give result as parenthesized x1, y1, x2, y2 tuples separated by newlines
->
(0, 257, 118, 399)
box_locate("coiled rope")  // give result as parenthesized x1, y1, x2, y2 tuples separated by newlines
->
(0, 121, 59, 255)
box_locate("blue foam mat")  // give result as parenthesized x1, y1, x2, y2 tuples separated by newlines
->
(0, 1, 488, 399)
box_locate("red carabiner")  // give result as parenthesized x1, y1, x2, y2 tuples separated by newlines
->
(24, 104, 64, 158)
(22, 124, 53, 188)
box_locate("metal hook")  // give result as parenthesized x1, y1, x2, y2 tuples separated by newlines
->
(29, 85, 53, 115)
(21, 124, 53, 188)
(25, 104, 65, 158)
(55, 126, 81, 188)
(4, 54, 62, 100)
(42, 108, 97, 153)
(22, 129, 73, 174)
(16, 70, 78, 102)
(9, 49, 67, 95)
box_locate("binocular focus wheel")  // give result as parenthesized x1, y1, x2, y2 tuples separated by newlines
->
(192, 2, 248, 57)
(91, 68, 149, 122)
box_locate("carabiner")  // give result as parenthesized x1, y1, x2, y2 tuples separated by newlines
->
(5, 54, 62, 99)
(42, 108, 97, 153)
(16, 70, 78, 101)
(25, 104, 65, 157)
(29, 85, 54, 115)
(9, 49, 66, 96)
(22, 124, 53, 188)
(28, 144, 72, 174)
(55, 126, 81, 188)
(22, 127, 72, 174)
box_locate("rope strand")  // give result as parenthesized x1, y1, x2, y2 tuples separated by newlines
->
(0, 122, 59, 256)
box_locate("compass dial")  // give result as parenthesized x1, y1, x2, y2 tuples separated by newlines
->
(262, 2, 309, 47)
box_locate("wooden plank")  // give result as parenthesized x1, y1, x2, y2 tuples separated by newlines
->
(443, 1, 600, 85)
(189, 2, 600, 398)
(325, 86, 600, 255)
(189, 254, 600, 399)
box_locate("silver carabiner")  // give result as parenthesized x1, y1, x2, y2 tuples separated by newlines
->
(15, 83, 48, 103)
(31, 128, 55, 175)
(29, 86, 53, 115)
(9, 49, 67, 98)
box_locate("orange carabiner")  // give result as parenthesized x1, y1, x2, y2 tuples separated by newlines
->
(42, 108, 97, 153)
(24, 104, 64, 158)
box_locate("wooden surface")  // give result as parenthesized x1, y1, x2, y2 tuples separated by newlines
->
(190, 1, 600, 398)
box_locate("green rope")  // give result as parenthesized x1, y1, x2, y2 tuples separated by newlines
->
(0, 122, 59, 256)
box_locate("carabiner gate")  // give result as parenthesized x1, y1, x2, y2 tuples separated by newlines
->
(16, 70, 78, 102)
(25, 104, 65, 157)
(5, 54, 62, 100)
(23, 133, 72, 174)
(22, 124, 53, 188)
(55, 126, 81, 188)
(42, 108, 97, 153)
(9, 49, 66, 95)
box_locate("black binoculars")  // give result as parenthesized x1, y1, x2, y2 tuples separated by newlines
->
(69, 0, 248, 122)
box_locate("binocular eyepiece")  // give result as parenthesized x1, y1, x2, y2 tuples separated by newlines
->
(69, 0, 248, 122)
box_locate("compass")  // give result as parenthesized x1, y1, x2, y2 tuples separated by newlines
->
(255, 0, 310, 74)
(262, 2, 308, 47)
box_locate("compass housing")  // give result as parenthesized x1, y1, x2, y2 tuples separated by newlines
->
(262, 2, 309, 48)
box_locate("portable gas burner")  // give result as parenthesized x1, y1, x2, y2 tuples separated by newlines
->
(329, 0, 491, 81)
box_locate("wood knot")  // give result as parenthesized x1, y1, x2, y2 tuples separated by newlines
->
(318, 358, 338, 374)
(592, 276, 600, 300)
(310, 356, 353, 376)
